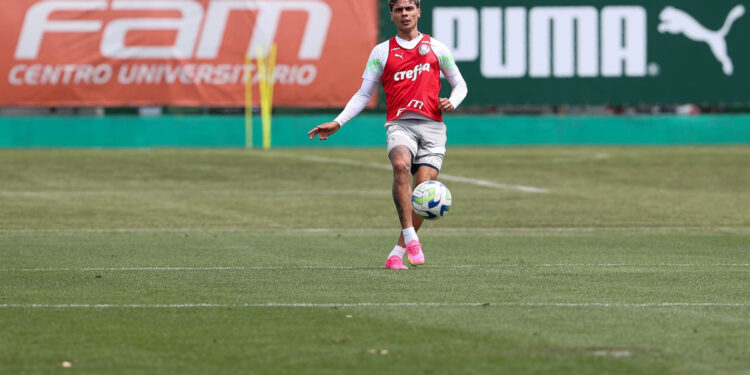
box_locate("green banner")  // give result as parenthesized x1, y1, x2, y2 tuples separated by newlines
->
(3, 114, 750, 147)
(380, 1, 750, 106)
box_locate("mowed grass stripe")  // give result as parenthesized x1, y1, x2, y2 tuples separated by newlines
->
(2, 302, 750, 309)
(2, 226, 750, 234)
(0, 189, 393, 196)
(3, 263, 750, 272)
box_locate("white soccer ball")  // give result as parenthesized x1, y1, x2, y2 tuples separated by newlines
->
(411, 180, 452, 220)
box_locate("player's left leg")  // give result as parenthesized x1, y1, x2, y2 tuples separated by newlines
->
(396, 165, 439, 247)
(397, 165, 438, 266)
(384, 119, 445, 268)
(398, 119, 447, 266)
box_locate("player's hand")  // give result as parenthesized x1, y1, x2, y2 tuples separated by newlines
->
(308, 121, 341, 140)
(438, 98, 454, 113)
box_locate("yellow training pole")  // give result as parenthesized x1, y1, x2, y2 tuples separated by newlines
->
(244, 53, 253, 149)
(256, 46, 267, 150)
(263, 44, 277, 151)
(257, 45, 276, 151)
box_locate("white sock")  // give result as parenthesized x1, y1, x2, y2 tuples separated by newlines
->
(388, 245, 405, 259)
(402, 227, 419, 244)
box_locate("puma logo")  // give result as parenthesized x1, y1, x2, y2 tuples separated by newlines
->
(658, 5, 745, 75)
(394, 53, 404, 60)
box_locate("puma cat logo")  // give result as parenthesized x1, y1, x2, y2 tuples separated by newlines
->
(658, 5, 745, 75)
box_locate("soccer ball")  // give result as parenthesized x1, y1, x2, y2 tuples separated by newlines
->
(411, 180, 452, 220)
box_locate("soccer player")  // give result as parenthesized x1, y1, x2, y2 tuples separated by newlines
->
(307, 0, 468, 270)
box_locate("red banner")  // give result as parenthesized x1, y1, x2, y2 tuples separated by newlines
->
(0, 0, 377, 107)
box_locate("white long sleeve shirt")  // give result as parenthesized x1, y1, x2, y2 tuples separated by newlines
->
(334, 34, 468, 126)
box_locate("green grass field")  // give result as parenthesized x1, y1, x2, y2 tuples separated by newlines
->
(1, 146, 749, 374)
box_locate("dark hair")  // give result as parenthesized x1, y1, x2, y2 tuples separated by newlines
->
(389, 0, 420, 11)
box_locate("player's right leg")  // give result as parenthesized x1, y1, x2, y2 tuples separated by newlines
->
(389, 145, 414, 231)
(389, 147, 430, 266)
(384, 121, 420, 269)
(386, 145, 417, 269)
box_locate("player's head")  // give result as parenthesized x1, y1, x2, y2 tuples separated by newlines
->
(389, 0, 421, 35)
(388, 0, 419, 11)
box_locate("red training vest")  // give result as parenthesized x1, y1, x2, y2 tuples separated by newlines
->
(381, 35, 442, 122)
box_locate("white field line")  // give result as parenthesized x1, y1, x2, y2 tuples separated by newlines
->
(552, 153, 610, 163)
(0, 302, 748, 309)
(0, 191, 127, 197)
(3, 264, 749, 272)
(2, 226, 748, 234)
(302, 155, 550, 193)
(471, 153, 611, 165)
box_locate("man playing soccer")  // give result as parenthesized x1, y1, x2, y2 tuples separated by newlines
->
(307, 0, 468, 270)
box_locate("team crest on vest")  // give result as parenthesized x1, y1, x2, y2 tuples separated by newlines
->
(419, 44, 430, 56)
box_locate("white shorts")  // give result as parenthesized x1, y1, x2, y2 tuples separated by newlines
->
(385, 118, 447, 174)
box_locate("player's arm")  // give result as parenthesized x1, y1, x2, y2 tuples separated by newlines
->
(438, 66, 467, 112)
(308, 78, 378, 140)
(309, 43, 387, 141)
(434, 40, 468, 113)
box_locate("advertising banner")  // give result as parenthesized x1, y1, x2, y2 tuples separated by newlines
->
(387, 0, 750, 106)
(1, 0, 378, 107)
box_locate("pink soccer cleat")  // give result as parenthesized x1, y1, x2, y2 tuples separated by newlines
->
(385, 255, 408, 270)
(406, 240, 425, 266)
